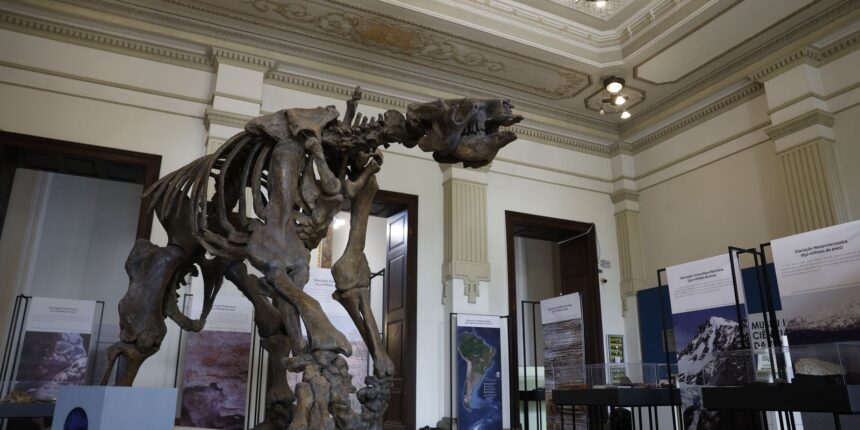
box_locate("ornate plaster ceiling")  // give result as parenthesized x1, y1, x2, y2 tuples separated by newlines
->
(7, 0, 858, 136)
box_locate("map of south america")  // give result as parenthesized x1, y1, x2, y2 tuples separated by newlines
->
(458, 332, 497, 410)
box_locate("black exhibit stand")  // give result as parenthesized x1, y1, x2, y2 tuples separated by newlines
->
(552, 387, 680, 430)
(701, 384, 860, 430)
(0, 295, 105, 427)
(520, 300, 543, 430)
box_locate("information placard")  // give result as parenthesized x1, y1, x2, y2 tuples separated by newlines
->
(456, 314, 502, 430)
(15, 297, 97, 400)
(771, 220, 860, 345)
(667, 254, 751, 430)
(541, 293, 585, 430)
(178, 294, 253, 429)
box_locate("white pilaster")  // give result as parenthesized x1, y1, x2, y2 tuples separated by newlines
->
(441, 164, 490, 313)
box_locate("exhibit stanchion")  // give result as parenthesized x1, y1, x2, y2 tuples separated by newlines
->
(760, 242, 798, 430)
(726, 247, 751, 350)
(0, 295, 30, 400)
(520, 300, 543, 430)
(172, 293, 192, 388)
(449, 312, 455, 429)
(87, 300, 106, 386)
(0, 295, 31, 430)
(655, 269, 679, 430)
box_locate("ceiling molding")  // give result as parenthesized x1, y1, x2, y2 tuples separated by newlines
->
(749, 28, 860, 82)
(633, 0, 742, 85)
(151, 0, 592, 99)
(0, 10, 214, 71)
(625, 82, 765, 154)
(764, 109, 834, 140)
(210, 46, 277, 72)
(24, 0, 618, 130)
(625, 0, 860, 132)
(451, 0, 703, 49)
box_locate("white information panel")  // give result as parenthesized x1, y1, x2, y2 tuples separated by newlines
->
(190, 294, 254, 333)
(540, 293, 582, 324)
(771, 219, 860, 297)
(25, 297, 96, 334)
(304, 267, 348, 318)
(457, 314, 501, 328)
(666, 253, 743, 314)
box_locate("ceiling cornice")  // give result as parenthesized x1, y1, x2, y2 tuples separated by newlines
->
(13, 0, 620, 132)
(622, 82, 765, 154)
(448, 0, 704, 50)
(749, 28, 860, 82)
(0, 9, 214, 71)
(210, 46, 276, 72)
(623, 0, 860, 135)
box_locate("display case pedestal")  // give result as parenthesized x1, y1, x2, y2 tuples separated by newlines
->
(51, 386, 177, 430)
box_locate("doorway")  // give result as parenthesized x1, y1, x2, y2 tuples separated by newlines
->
(505, 211, 602, 429)
(319, 190, 418, 430)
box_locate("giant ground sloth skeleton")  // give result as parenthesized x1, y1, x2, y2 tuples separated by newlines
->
(102, 88, 522, 430)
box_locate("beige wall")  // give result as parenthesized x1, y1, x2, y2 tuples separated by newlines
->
(833, 103, 860, 221)
(638, 138, 794, 285)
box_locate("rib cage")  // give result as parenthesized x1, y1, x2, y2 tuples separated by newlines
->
(143, 131, 276, 259)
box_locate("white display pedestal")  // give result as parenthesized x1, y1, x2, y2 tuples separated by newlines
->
(52, 386, 177, 430)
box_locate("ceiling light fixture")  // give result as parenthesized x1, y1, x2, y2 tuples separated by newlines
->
(595, 0, 608, 7)
(604, 76, 625, 94)
(595, 76, 633, 120)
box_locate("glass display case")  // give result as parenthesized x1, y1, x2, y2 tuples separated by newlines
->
(711, 341, 860, 385)
(586, 363, 659, 388)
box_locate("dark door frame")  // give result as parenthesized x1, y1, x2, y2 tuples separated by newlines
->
(370, 189, 418, 430)
(505, 210, 602, 429)
(0, 131, 162, 240)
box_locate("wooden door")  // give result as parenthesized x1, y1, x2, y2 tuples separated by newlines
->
(557, 232, 603, 364)
(382, 210, 411, 429)
(0, 144, 16, 242)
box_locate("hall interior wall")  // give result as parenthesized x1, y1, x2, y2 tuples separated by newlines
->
(3, 16, 860, 427)
(634, 47, 860, 287)
(0, 28, 629, 427)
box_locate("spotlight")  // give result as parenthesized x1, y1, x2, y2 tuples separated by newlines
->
(621, 110, 631, 120)
(614, 95, 626, 106)
(599, 107, 605, 115)
(604, 76, 625, 94)
(595, 1, 607, 8)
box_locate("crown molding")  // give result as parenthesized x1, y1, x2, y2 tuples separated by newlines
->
(210, 46, 276, 72)
(204, 108, 252, 129)
(624, 0, 860, 133)
(765, 109, 834, 140)
(0, 10, 214, 71)
(623, 82, 765, 154)
(749, 29, 860, 82)
(21, 0, 618, 133)
(452, 0, 702, 49)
